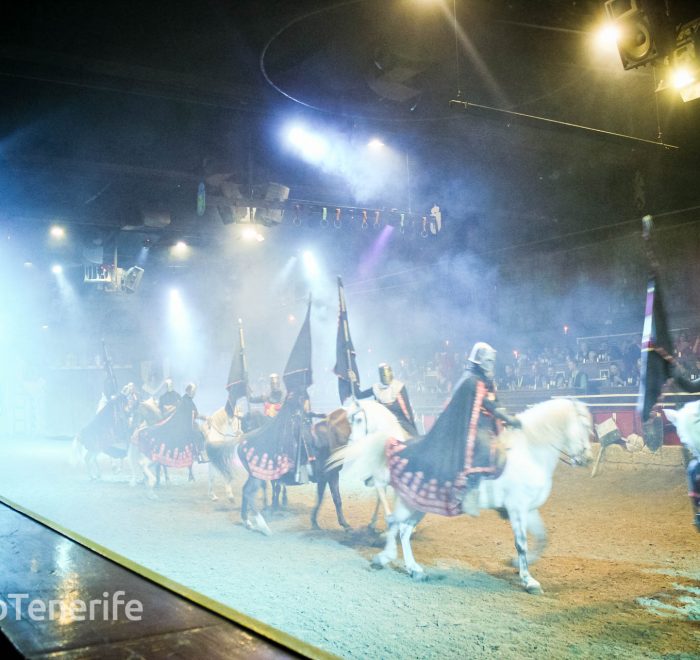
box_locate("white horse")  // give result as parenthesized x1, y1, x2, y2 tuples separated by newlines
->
(663, 401, 700, 531)
(664, 401, 700, 458)
(202, 406, 242, 501)
(335, 397, 593, 593)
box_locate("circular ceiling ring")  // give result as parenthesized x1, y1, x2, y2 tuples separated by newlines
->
(258, 0, 455, 124)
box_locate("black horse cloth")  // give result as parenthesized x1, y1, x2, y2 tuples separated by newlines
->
(134, 395, 200, 468)
(239, 395, 313, 483)
(387, 372, 505, 517)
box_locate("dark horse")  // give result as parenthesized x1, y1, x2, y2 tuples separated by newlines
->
(209, 407, 352, 533)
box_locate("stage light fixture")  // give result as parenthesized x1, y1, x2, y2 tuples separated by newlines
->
(49, 225, 65, 239)
(604, 0, 674, 70)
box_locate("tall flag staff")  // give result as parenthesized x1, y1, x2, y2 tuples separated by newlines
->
(225, 318, 249, 417)
(333, 276, 360, 403)
(283, 297, 313, 394)
(637, 215, 676, 422)
(101, 339, 119, 398)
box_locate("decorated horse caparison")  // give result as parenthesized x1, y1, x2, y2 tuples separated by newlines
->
(334, 397, 593, 593)
(207, 399, 353, 534)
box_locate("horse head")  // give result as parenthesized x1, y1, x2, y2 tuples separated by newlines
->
(519, 398, 593, 467)
(343, 398, 403, 443)
(665, 401, 700, 456)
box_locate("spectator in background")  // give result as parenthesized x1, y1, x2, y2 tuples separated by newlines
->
(675, 331, 692, 360)
(606, 363, 625, 388)
(577, 341, 589, 363)
(500, 363, 517, 390)
(567, 358, 588, 391)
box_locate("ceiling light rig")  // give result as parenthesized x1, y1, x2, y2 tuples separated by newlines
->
(274, 200, 442, 239)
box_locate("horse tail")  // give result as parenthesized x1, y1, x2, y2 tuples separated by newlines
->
(327, 430, 388, 483)
(208, 441, 237, 481)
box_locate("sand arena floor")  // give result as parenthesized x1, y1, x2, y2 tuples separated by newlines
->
(0, 438, 698, 659)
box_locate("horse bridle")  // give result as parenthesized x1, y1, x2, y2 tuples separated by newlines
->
(550, 400, 592, 466)
(347, 401, 369, 437)
(206, 419, 239, 442)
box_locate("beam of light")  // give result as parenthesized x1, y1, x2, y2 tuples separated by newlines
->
(439, 1, 509, 107)
(284, 123, 329, 163)
(272, 256, 298, 291)
(357, 226, 394, 278)
(137, 246, 149, 265)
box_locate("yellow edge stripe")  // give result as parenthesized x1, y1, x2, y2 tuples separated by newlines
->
(0, 493, 338, 660)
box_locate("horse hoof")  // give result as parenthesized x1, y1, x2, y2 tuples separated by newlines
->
(525, 580, 543, 595)
(209, 493, 219, 501)
(409, 569, 427, 581)
(311, 521, 321, 531)
(371, 554, 388, 569)
(341, 523, 352, 532)
(146, 491, 158, 501)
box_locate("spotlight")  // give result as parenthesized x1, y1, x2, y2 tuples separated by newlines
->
(241, 227, 265, 242)
(302, 251, 319, 278)
(23, 261, 33, 268)
(50, 225, 65, 239)
(51, 264, 63, 274)
(170, 241, 190, 258)
(368, 138, 385, 149)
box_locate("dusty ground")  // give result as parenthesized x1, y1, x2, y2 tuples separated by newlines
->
(0, 438, 698, 659)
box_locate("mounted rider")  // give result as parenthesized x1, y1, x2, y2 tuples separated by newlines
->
(357, 362, 418, 438)
(249, 373, 284, 418)
(456, 342, 522, 516)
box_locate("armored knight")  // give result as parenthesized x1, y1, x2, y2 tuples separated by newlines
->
(357, 362, 417, 437)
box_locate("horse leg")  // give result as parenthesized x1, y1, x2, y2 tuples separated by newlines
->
(208, 463, 218, 501)
(373, 497, 412, 569)
(328, 470, 351, 530)
(271, 481, 281, 511)
(128, 444, 141, 487)
(509, 506, 542, 594)
(368, 496, 381, 532)
(376, 484, 393, 524)
(399, 510, 426, 580)
(311, 479, 326, 530)
(510, 509, 547, 566)
(242, 476, 271, 535)
(188, 465, 195, 482)
(155, 464, 162, 488)
(282, 485, 288, 507)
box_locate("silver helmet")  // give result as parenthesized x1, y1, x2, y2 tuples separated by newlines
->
(468, 342, 497, 378)
(378, 362, 394, 386)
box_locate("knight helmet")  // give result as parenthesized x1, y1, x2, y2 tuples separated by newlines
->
(468, 342, 497, 379)
(378, 362, 394, 386)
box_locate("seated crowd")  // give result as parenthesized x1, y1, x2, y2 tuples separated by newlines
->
(397, 330, 700, 396)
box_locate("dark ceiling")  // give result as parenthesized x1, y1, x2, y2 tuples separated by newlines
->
(2, 0, 700, 260)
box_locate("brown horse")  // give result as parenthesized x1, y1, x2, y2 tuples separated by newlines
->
(209, 408, 352, 533)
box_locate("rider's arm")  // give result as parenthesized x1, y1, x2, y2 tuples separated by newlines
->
(673, 365, 700, 393)
(356, 387, 374, 399)
(483, 396, 522, 428)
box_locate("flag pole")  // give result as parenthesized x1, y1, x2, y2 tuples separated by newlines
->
(238, 318, 249, 394)
(101, 339, 119, 396)
(338, 276, 358, 397)
(641, 216, 675, 367)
